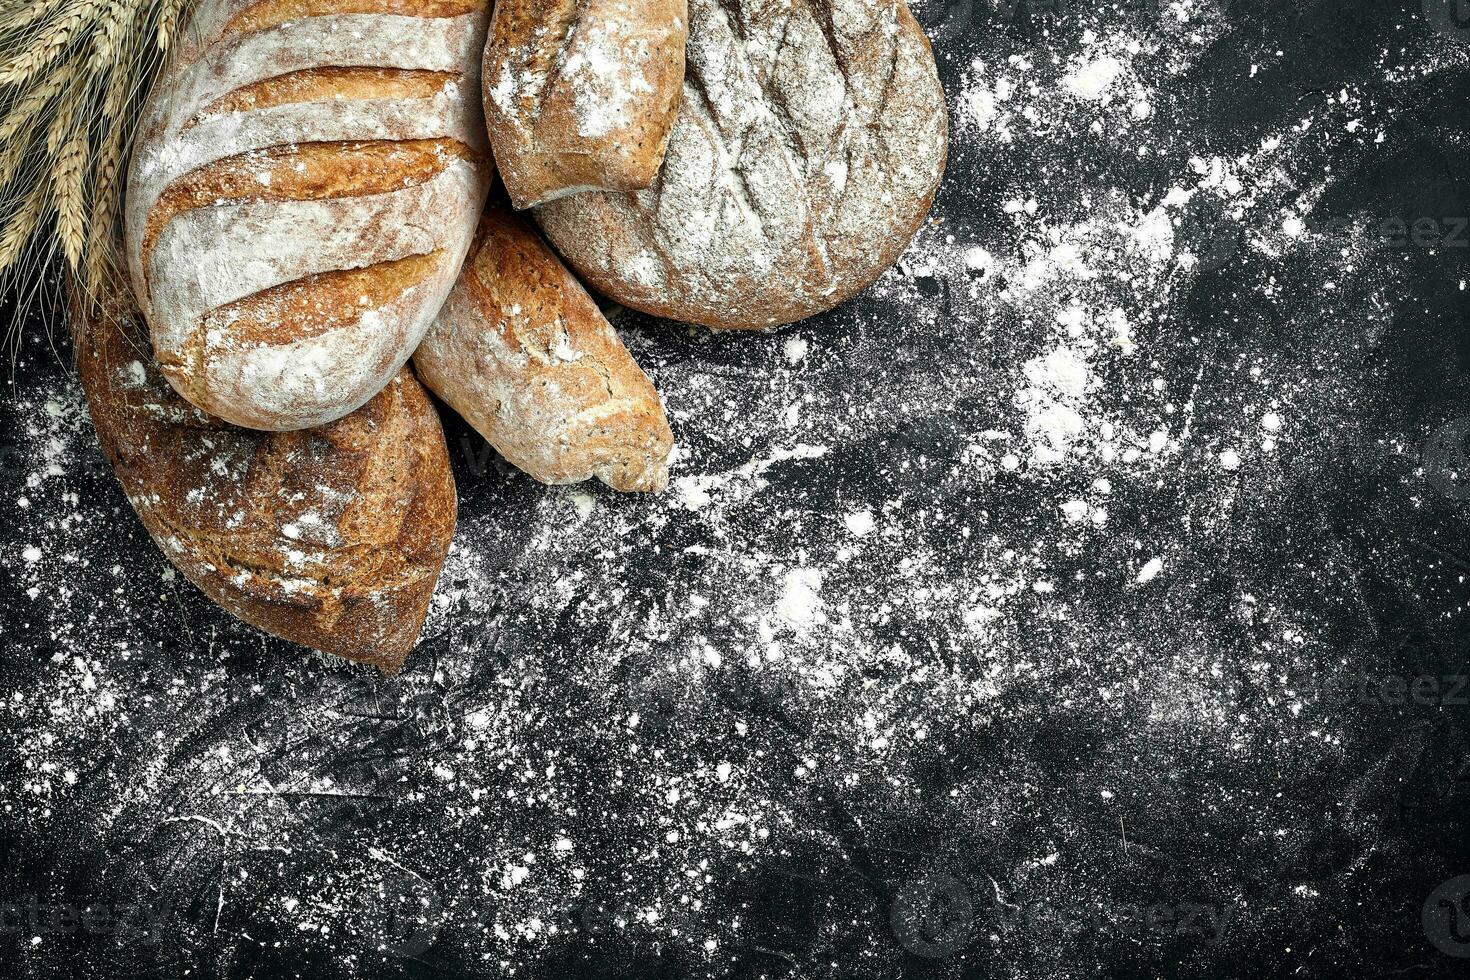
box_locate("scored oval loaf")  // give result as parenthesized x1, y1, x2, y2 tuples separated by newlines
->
(534, 0, 948, 330)
(414, 191, 674, 492)
(71, 284, 457, 675)
(484, 0, 687, 209)
(125, 0, 494, 432)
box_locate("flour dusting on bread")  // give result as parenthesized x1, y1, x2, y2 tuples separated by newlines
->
(484, 0, 687, 209)
(535, 0, 947, 330)
(415, 196, 675, 493)
(71, 285, 458, 674)
(125, 0, 493, 432)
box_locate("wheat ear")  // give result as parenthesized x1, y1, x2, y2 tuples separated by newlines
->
(73, 0, 146, 279)
(85, 48, 138, 294)
(0, 93, 53, 188)
(84, 124, 126, 292)
(88, 0, 143, 72)
(1, 0, 70, 41)
(156, 0, 185, 52)
(0, 0, 195, 307)
(0, 179, 49, 276)
(0, 0, 98, 88)
(50, 97, 87, 270)
(0, 58, 78, 146)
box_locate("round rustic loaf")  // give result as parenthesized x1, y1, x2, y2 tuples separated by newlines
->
(125, 0, 493, 431)
(534, 0, 948, 330)
(72, 285, 458, 675)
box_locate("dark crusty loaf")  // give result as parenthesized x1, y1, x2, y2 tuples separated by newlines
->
(125, 0, 493, 431)
(534, 0, 948, 330)
(70, 283, 457, 674)
(414, 192, 674, 492)
(483, 0, 687, 209)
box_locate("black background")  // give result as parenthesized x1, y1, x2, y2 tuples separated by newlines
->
(3, 0, 1470, 977)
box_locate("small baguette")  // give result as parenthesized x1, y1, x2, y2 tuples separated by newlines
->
(483, 0, 687, 209)
(71, 285, 457, 674)
(414, 193, 674, 492)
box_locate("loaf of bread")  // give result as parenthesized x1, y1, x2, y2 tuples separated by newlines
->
(125, 0, 493, 432)
(483, 0, 687, 209)
(71, 284, 457, 675)
(534, 0, 948, 330)
(414, 192, 674, 492)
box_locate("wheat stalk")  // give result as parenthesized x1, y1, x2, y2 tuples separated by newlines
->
(89, 0, 142, 72)
(84, 120, 126, 291)
(0, 82, 56, 188)
(0, 0, 193, 303)
(70, 0, 144, 281)
(155, 0, 184, 52)
(0, 58, 78, 146)
(84, 53, 137, 295)
(0, 179, 48, 276)
(0, 0, 98, 88)
(4, 0, 69, 42)
(48, 90, 86, 269)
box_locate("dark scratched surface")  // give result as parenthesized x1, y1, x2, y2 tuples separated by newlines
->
(3, 1, 1470, 978)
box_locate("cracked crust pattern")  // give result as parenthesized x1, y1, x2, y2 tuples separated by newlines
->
(414, 193, 674, 492)
(484, 0, 688, 209)
(534, 0, 947, 330)
(125, 0, 493, 432)
(70, 285, 457, 674)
